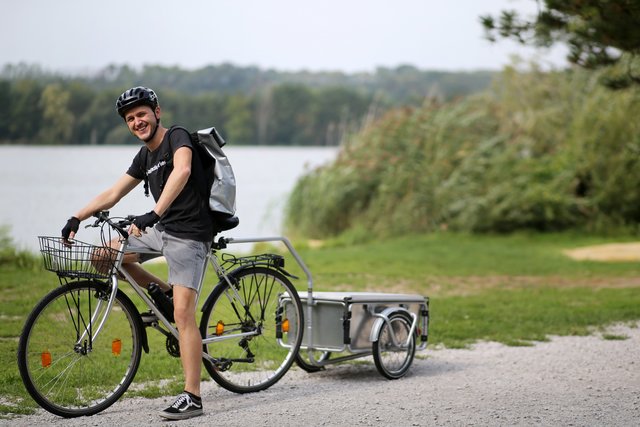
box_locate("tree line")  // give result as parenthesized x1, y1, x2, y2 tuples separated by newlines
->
(0, 63, 494, 146)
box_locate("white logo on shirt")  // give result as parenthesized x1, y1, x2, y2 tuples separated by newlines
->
(147, 160, 167, 176)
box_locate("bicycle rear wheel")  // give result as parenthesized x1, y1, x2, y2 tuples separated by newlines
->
(200, 266, 304, 393)
(17, 280, 143, 417)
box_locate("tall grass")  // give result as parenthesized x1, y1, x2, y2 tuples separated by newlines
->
(285, 66, 640, 239)
(0, 227, 39, 270)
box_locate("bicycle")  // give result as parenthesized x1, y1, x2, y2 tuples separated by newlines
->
(17, 211, 305, 418)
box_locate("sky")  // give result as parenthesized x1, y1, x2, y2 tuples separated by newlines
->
(2, 0, 568, 74)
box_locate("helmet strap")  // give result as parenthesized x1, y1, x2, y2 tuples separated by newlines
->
(143, 112, 160, 143)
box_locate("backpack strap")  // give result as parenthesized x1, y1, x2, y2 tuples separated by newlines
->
(140, 147, 150, 197)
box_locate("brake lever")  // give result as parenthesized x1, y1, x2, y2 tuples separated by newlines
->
(85, 218, 101, 228)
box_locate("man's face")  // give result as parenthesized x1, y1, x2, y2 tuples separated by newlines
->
(124, 105, 160, 142)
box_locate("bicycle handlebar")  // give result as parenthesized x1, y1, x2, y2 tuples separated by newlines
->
(85, 211, 134, 240)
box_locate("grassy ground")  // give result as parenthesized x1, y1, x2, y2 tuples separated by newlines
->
(2, 231, 640, 416)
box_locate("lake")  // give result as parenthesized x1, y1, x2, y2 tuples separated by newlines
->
(0, 145, 338, 252)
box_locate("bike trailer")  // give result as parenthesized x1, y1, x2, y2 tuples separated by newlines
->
(296, 291, 429, 353)
(281, 291, 429, 379)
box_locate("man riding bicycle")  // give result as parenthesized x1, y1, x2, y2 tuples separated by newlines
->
(61, 86, 211, 420)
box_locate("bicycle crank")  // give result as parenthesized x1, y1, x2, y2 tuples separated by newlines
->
(166, 335, 180, 357)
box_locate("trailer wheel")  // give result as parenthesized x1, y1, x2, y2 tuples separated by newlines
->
(295, 350, 332, 373)
(372, 311, 416, 379)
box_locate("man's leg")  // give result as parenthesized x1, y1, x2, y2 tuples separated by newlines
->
(159, 284, 203, 420)
(173, 285, 201, 396)
(157, 234, 207, 420)
(122, 260, 171, 292)
(109, 236, 171, 292)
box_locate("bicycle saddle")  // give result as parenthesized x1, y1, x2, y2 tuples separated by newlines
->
(212, 213, 239, 233)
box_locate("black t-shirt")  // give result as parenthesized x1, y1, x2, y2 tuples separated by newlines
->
(127, 127, 213, 242)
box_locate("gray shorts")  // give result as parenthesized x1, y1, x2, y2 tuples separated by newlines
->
(126, 227, 211, 292)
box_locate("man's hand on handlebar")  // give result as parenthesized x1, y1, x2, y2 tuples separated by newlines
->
(61, 216, 80, 242)
(130, 210, 160, 237)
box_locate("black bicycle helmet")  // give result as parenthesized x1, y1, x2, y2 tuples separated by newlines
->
(115, 86, 159, 118)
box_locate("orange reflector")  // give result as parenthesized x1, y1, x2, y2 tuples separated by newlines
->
(282, 318, 290, 333)
(112, 339, 122, 356)
(41, 351, 51, 368)
(216, 321, 225, 336)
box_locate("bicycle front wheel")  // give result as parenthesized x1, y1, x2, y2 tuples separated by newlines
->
(200, 266, 304, 393)
(17, 280, 143, 417)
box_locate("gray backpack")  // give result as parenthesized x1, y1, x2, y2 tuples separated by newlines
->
(191, 126, 237, 217)
(142, 126, 237, 221)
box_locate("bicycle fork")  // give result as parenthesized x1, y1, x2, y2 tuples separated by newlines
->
(65, 276, 119, 355)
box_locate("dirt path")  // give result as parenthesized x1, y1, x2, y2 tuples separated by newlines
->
(6, 324, 639, 426)
(564, 242, 640, 262)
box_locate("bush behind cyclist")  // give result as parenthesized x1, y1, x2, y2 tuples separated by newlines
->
(61, 86, 210, 421)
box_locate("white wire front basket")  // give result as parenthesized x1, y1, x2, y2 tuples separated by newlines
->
(38, 236, 121, 280)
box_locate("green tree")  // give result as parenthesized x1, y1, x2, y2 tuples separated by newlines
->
(64, 81, 95, 143)
(0, 80, 10, 141)
(267, 84, 313, 145)
(255, 87, 273, 145)
(38, 84, 75, 144)
(481, 0, 640, 88)
(164, 91, 228, 135)
(9, 79, 43, 142)
(310, 87, 372, 146)
(0, 64, 499, 145)
(224, 95, 255, 144)
(76, 89, 122, 145)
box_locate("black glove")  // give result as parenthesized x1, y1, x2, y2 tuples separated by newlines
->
(133, 210, 160, 231)
(61, 217, 80, 240)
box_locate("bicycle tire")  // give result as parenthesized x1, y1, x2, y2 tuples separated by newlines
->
(18, 280, 143, 417)
(200, 266, 304, 393)
(372, 311, 416, 380)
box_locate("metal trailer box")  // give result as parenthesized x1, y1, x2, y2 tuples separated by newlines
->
(294, 291, 429, 353)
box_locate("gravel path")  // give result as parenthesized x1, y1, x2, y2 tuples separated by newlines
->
(7, 324, 639, 426)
